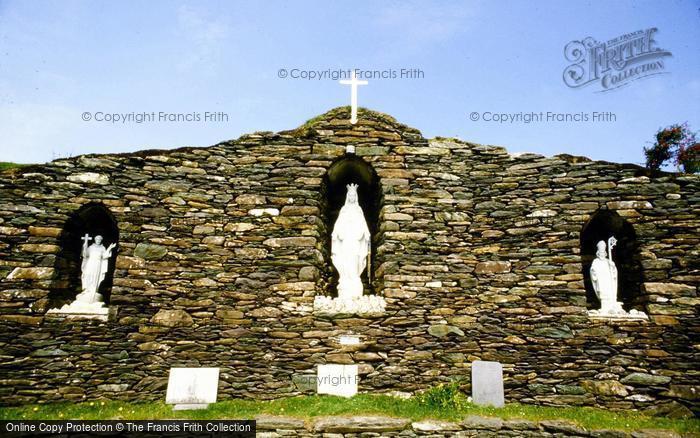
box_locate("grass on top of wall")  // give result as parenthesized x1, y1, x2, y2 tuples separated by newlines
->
(0, 162, 28, 171)
(0, 394, 697, 433)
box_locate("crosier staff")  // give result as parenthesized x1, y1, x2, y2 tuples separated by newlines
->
(607, 236, 617, 261)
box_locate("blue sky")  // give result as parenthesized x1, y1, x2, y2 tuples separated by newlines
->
(1, 0, 698, 167)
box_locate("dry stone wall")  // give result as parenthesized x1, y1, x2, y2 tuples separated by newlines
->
(253, 414, 687, 437)
(0, 107, 697, 417)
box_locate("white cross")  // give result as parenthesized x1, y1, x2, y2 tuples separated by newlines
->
(81, 233, 92, 245)
(339, 70, 368, 124)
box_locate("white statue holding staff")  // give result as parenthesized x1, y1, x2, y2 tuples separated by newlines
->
(48, 233, 116, 318)
(76, 234, 116, 305)
(590, 236, 622, 314)
(588, 236, 646, 319)
(331, 183, 370, 300)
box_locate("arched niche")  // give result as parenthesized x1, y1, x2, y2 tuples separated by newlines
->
(49, 202, 119, 308)
(321, 155, 381, 296)
(580, 210, 644, 311)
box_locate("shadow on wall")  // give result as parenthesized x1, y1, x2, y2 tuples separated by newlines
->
(580, 209, 645, 312)
(48, 202, 119, 309)
(321, 155, 382, 297)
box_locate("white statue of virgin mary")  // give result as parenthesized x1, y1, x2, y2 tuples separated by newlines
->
(331, 183, 370, 300)
(313, 183, 385, 316)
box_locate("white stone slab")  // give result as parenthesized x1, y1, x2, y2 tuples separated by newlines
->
(339, 335, 361, 345)
(165, 367, 219, 409)
(317, 364, 358, 398)
(471, 360, 504, 407)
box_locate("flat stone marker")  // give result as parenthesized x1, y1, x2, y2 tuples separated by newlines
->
(165, 367, 219, 410)
(471, 360, 504, 407)
(317, 364, 358, 398)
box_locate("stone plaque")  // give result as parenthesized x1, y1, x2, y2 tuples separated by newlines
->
(471, 360, 504, 407)
(317, 364, 358, 398)
(165, 367, 219, 410)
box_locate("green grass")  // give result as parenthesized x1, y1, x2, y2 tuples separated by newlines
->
(0, 162, 28, 171)
(297, 106, 398, 130)
(0, 394, 697, 433)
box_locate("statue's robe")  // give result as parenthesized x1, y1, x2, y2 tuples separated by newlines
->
(331, 193, 370, 300)
(79, 243, 112, 302)
(590, 257, 618, 308)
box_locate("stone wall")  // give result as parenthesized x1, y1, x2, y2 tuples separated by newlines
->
(0, 107, 697, 416)
(253, 414, 687, 437)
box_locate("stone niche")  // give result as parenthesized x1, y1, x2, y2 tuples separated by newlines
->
(45, 202, 119, 320)
(580, 209, 647, 319)
(313, 153, 386, 317)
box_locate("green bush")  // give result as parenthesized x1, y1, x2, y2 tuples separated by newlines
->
(415, 381, 469, 410)
(644, 123, 699, 173)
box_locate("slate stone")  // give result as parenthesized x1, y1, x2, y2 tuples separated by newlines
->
(461, 415, 503, 430)
(151, 309, 193, 327)
(254, 414, 306, 430)
(534, 325, 574, 339)
(312, 415, 411, 433)
(31, 348, 68, 357)
(291, 374, 316, 392)
(133, 243, 168, 260)
(428, 324, 465, 337)
(621, 373, 671, 386)
(540, 420, 587, 435)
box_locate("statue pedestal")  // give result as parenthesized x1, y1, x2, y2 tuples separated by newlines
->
(587, 308, 648, 321)
(46, 301, 110, 321)
(313, 295, 386, 317)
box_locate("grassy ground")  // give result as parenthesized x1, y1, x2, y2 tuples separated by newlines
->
(0, 394, 697, 433)
(0, 162, 28, 171)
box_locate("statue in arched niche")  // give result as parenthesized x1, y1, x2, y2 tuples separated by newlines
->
(331, 183, 370, 300)
(587, 236, 647, 319)
(47, 233, 116, 320)
(313, 183, 385, 316)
